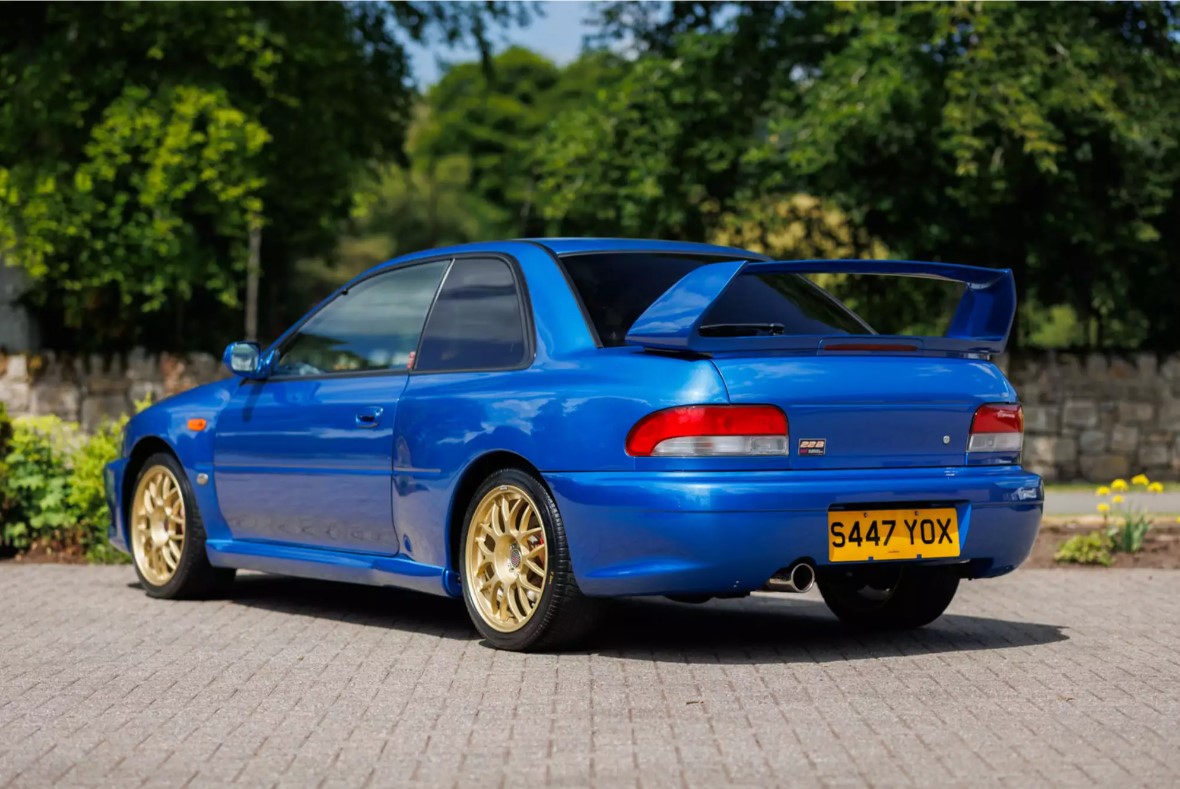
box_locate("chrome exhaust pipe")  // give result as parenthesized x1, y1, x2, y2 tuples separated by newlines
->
(764, 561, 816, 594)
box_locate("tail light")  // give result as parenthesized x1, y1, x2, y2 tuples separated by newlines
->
(968, 403, 1023, 453)
(626, 405, 788, 457)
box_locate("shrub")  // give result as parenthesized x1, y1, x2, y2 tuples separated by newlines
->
(68, 415, 131, 564)
(1054, 531, 1113, 567)
(0, 402, 13, 532)
(0, 400, 12, 451)
(0, 416, 78, 551)
(0, 409, 133, 563)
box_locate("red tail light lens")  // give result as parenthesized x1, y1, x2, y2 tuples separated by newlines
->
(626, 405, 788, 457)
(968, 403, 1023, 453)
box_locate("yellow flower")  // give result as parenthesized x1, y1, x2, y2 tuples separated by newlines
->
(1148, 482, 1164, 493)
(1111, 479, 1129, 491)
(1097, 503, 1110, 513)
(1131, 474, 1150, 487)
(1112, 495, 1125, 504)
(1096, 486, 1111, 496)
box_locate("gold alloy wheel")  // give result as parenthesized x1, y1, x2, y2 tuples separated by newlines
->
(130, 466, 186, 586)
(465, 484, 549, 632)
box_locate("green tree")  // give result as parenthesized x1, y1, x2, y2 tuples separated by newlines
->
(291, 152, 507, 309)
(762, 2, 1180, 348)
(414, 47, 560, 235)
(412, 46, 620, 237)
(321, 45, 622, 286)
(540, 1, 1180, 349)
(0, 2, 529, 350)
(536, 3, 835, 238)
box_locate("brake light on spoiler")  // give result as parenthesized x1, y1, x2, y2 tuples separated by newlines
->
(968, 403, 1023, 453)
(626, 405, 788, 457)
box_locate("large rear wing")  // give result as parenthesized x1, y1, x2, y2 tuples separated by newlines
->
(625, 259, 1016, 356)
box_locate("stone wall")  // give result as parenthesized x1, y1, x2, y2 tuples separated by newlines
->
(0, 350, 223, 432)
(0, 348, 1178, 481)
(999, 352, 1180, 482)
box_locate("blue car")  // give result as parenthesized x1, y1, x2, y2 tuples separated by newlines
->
(105, 238, 1043, 651)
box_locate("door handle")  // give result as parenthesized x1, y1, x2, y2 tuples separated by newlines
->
(355, 406, 384, 428)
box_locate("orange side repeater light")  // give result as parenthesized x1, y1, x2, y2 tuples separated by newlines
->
(187, 418, 208, 432)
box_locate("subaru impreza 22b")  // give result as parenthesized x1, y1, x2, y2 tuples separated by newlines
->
(104, 238, 1043, 651)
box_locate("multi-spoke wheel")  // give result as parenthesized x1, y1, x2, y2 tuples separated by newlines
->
(459, 468, 601, 651)
(131, 465, 186, 585)
(465, 484, 548, 632)
(129, 453, 234, 599)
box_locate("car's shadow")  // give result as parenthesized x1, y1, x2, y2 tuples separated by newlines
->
(214, 573, 1068, 663)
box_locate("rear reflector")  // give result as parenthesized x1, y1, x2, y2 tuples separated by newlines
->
(626, 405, 788, 457)
(968, 403, 1023, 453)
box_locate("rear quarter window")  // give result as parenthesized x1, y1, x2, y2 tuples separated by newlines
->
(414, 257, 529, 372)
(560, 253, 871, 347)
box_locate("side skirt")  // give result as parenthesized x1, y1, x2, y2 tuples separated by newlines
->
(205, 539, 461, 598)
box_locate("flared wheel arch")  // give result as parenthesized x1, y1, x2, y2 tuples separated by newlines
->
(121, 437, 181, 545)
(447, 451, 551, 592)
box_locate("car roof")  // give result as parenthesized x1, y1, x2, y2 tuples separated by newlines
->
(366, 238, 769, 281)
(381, 237, 762, 263)
(522, 238, 766, 258)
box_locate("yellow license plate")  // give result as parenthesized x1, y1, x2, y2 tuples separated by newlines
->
(828, 507, 960, 563)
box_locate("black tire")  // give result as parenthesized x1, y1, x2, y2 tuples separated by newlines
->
(129, 452, 235, 599)
(818, 565, 959, 629)
(459, 468, 601, 651)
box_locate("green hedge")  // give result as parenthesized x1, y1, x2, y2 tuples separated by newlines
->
(0, 402, 130, 563)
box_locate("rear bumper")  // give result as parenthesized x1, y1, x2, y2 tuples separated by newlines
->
(545, 465, 1042, 597)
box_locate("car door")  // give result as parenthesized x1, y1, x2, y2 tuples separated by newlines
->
(212, 259, 450, 553)
(390, 256, 534, 568)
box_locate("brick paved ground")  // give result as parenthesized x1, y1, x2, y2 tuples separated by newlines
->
(1, 566, 1178, 788)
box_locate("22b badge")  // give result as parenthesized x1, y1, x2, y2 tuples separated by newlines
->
(798, 438, 826, 456)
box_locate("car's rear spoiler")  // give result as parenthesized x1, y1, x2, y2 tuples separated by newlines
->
(625, 259, 1016, 355)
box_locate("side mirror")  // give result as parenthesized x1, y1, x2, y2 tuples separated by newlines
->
(223, 341, 266, 379)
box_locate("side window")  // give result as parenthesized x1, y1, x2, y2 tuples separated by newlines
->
(414, 258, 529, 373)
(275, 260, 448, 377)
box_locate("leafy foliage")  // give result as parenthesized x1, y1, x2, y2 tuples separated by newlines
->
(0, 84, 269, 343)
(414, 47, 563, 236)
(5, 1, 1180, 352)
(1109, 515, 1152, 555)
(532, 1, 1180, 349)
(318, 46, 621, 291)
(67, 416, 132, 564)
(0, 3, 530, 350)
(535, 33, 766, 238)
(354, 154, 511, 262)
(0, 401, 13, 527)
(761, 2, 1180, 349)
(0, 417, 77, 551)
(0, 404, 145, 563)
(1053, 531, 1114, 567)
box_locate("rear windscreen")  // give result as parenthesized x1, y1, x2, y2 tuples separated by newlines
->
(560, 253, 871, 347)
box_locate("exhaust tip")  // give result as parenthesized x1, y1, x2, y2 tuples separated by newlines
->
(764, 560, 816, 594)
(789, 562, 815, 593)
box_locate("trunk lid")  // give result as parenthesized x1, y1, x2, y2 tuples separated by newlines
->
(712, 354, 1015, 470)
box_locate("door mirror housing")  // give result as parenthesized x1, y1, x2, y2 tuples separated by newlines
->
(223, 342, 270, 379)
